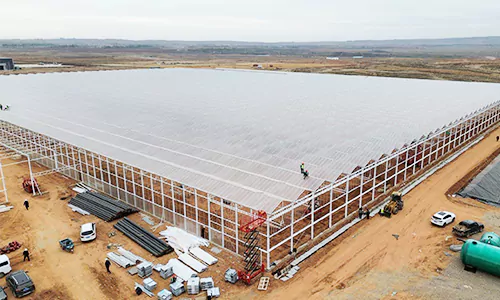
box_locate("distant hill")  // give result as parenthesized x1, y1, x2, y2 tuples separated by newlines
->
(1, 36, 500, 48)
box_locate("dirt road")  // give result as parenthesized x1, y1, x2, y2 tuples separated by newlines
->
(252, 128, 500, 300)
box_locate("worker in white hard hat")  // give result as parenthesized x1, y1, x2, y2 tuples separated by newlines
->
(23, 248, 30, 261)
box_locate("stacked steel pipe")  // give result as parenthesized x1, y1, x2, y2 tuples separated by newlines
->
(68, 192, 138, 221)
(114, 218, 173, 257)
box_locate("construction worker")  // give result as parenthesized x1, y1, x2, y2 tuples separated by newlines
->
(358, 207, 364, 219)
(379, 207, 384, 216)
(497, 136, 499, 142)
(303, 170, 309, 179)
(171, 274, 177, 283)
(366, 208, 371, 220)
(105, 258, 111, 273)
(23, 199, 29, 210)
(300, 163, 305, 174)
(23, 248, 30, 261)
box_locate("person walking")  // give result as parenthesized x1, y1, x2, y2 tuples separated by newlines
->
(497, 136, 499, 142)
(358, 207, 364, 219)
(23, 248, 30, 261)
(303, 170, 309, 179)
(366, 208, 371, 220)
(23, 199, 29, 210)
(105, 258, 111, 273)
(300, 162, 305, 174)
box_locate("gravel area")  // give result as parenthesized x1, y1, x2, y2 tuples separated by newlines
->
(408, 256, 500, 300)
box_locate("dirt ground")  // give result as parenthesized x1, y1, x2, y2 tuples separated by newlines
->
(236, 126, 500, 300)
(1, 112, 500, 300)
(3, 49, 500, 83)
(0, 159, 248, 299)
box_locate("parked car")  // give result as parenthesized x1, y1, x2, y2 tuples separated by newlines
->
(5, 270, 35, 298)
(431, 211, 456, 227)
(80, 223, 96, 242)
(0, 255, 12, 278)
(0, 286, 7, 300)
(452, 220, 484, 237)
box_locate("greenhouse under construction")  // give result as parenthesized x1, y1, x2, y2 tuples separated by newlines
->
(1, 68, 500, 268)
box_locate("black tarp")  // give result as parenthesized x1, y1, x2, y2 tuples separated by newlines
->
(459, 156, 500, 207)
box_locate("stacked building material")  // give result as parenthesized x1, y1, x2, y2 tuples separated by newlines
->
(200, 277, 214, 291)
(143, 278, 157, 291)
(169, 280, 185, 296)
(224, 269, 238, 284)
(137, 262, 153, 278)
(207, 287, 220, 298)
(157, 289, 173, 300)
(160, 265, 174, 279)
(67, 204, 90, 216)
(0, 205, 14, 214)
(114, 218, 173, 257)
(68, 192, 138, 221)
(107, 252, 135, 268)
(134, 282, 154, 297)
(178, 253, 207, 273)
(189, 247, 218, 265)
(159, 226, 209, 253)
(117, 247, 145, 264)
(187, 276, 200, 295)
(165, 258, 196, 281)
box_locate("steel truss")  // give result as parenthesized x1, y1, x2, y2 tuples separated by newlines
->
(0, 101, 498, 268)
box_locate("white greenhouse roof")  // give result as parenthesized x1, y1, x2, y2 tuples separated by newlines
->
(1, 69, 500, 213)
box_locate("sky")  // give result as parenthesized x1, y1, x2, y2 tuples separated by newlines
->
(1, 0, 499, 42)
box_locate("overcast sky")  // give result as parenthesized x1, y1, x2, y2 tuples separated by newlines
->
(1, 0, 499, 42)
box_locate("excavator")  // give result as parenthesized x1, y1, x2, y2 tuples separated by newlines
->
(380, 192, 404, 218)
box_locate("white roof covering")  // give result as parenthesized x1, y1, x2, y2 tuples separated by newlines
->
(1, 69, 500, 213)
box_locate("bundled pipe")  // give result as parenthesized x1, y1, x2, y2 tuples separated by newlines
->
(114, 218, 173, 257)
(68, 192, 138, 221)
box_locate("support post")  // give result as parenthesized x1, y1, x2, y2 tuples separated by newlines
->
(344, 180, 349, 218)
(328, 188, 333, 228)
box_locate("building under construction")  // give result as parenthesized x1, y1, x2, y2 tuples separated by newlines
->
(1, 68, 500, 269)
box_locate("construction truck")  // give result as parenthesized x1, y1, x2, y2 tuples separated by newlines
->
(380, 192, 403, 218)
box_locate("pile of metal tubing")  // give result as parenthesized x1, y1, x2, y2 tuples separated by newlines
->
(114, 217, 173, 257)
(69, 192, 138, 221)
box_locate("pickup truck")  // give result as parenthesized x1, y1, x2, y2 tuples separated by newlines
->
(452, 220, 484, 237)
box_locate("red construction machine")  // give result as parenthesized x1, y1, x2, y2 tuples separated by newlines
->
(22, 177, 41, 194)
(237, 210, 267, 285)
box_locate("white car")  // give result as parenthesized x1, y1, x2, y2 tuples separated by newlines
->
(80, 222, 97, 242)
(0, 254, 12, 278)
(431, 211, 456, 227)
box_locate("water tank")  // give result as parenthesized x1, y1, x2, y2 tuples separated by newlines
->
(460, 239, 500, 276)
(479, 232, 500, 247)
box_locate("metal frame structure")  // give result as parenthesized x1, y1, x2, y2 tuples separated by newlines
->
(0, 101, 499, 268)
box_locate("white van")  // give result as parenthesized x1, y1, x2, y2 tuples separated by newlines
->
(80, 222, 97, 242)
(0, 254, 12, 278)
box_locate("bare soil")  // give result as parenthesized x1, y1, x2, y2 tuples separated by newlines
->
(0, 159, 247, 300)
(3, 50, 500, 83)
(1, 120, 500, 300)
(244, 127, 500, 300)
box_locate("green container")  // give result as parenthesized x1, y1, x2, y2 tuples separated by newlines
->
(480, 232, 500, 247)
(461, 239, 500, 276)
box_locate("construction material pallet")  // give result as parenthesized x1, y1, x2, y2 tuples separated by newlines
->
(257, 277, 270, 291)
